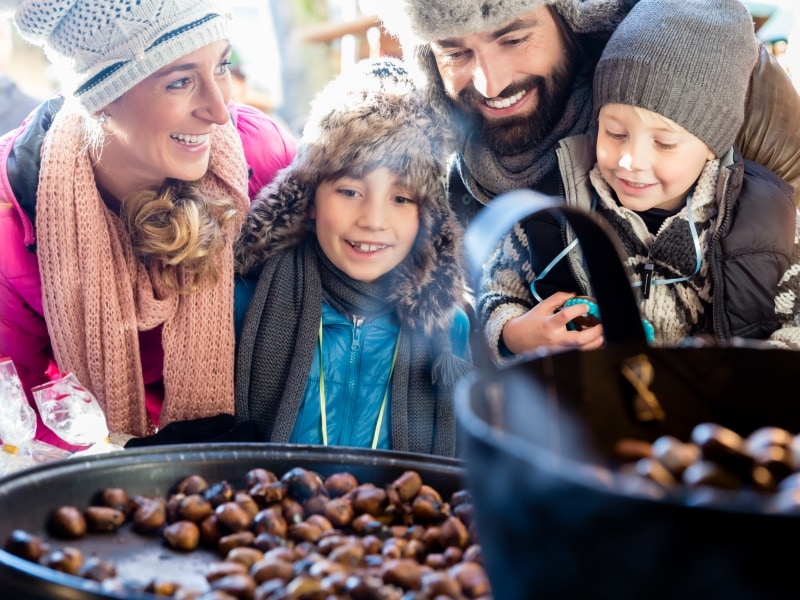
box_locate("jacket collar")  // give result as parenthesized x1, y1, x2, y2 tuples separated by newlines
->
(6, 96, 64, 249)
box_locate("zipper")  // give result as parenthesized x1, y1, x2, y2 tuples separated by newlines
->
(559, 173, 590, 296)
(555, 141, 590, 297)
(709, 165, 735, 339)
(339, 315, 364, 444)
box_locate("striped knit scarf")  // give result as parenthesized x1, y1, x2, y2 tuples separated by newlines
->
(36, 105, 249, 437)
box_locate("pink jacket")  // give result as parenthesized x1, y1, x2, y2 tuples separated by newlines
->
(0, 100, 296, 448)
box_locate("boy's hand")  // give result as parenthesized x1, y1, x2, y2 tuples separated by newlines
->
(501, 292, 604, 355)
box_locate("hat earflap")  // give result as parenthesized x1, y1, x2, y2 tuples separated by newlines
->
(234, 166, 315, 276)
(390, 186, 467, 335)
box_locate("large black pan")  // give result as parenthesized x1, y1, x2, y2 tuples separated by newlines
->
(0, 443, 466, 600)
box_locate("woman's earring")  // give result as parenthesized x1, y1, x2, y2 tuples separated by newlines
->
(96, 112, 109, 124)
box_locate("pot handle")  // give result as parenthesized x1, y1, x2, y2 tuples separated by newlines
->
(464, 190, 648, 369)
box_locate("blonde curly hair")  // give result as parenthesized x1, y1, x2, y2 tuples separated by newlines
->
(122, 178, 239, 293)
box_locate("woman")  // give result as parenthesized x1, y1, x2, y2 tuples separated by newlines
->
(0, 0, 296, 448)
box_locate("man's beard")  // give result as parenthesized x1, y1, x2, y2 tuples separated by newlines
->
(448, 58, 577, 157)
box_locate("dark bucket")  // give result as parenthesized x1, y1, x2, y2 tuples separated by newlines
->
(456, 369, 800, 600)
(456, 190, 800, 599)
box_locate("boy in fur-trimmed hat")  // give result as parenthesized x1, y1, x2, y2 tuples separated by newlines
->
(480, 0, 800, 363)
(234, 58, 472, 457)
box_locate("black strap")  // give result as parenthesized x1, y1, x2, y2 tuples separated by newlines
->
(464, 190, 648, 370)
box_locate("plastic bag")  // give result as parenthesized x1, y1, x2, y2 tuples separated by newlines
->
(32, 370, 123, 455)
(0, 357, 69, 475)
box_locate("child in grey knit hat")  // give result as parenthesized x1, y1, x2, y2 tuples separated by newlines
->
(480, 0, 800, 363)
(233, 58, 472, 457)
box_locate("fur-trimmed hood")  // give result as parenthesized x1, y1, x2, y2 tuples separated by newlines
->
(234, 58, 466, 334)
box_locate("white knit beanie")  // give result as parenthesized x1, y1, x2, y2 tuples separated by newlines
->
(0, 0, 231, 114)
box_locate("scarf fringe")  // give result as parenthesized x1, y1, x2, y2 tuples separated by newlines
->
(432, 352, 474, 389)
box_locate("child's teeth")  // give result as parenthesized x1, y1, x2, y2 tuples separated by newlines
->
(353, 243, 383, 252)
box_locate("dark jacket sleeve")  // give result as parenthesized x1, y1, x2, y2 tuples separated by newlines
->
(736, 43, 800, 207)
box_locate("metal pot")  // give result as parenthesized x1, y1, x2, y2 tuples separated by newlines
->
(0, 443, 465, 600)
(456, 368, 800, 600)
(455, 190, 800, 600)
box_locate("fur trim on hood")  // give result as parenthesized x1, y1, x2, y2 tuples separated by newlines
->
(234, 58, 466, 334)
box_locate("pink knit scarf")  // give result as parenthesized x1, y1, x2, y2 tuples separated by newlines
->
(36, 105, 249, 437)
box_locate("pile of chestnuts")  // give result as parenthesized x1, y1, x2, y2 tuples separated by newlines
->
(4, 467, 491, 599)
(614, 422, 800, 512)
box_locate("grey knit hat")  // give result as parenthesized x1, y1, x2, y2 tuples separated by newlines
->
(593, 0, 758, 157)
(1, 0, 231, 114)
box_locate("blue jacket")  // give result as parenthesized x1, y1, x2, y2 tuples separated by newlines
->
(291, 303, 470, 448)
(235, 280, 470, 449)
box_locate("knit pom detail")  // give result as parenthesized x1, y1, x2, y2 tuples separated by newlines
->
(432, 352, 473, 389)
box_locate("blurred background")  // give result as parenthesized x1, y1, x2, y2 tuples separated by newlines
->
(1, 0, 400, 137)
(2, 0, 797, 139)
(745, 0, 799, 80)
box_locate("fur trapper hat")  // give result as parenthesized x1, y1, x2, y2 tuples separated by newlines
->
(376, 0, 627, 133)
(378, 0, 626, 44)
(0, 0, 231, 114)
(235, 57, 466, 334)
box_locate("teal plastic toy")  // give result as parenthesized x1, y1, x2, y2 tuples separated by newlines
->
(563, 297, 655, 345)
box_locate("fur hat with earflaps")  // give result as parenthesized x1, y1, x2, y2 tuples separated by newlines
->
(0, 0, 231, 114)
(235, 57, 466, 335)
(378, 0, 626, 44)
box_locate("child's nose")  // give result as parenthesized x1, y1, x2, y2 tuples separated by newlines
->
(618, 139, 650, 171)
(359, 199, 388, 229)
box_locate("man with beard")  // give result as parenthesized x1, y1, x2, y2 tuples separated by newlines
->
(380, 0, 800, 222)
(378, 0, 800, 356)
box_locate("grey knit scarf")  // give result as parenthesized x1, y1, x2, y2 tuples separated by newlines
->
(457, 73, 594, 205)
(235, 238, 464, 456)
